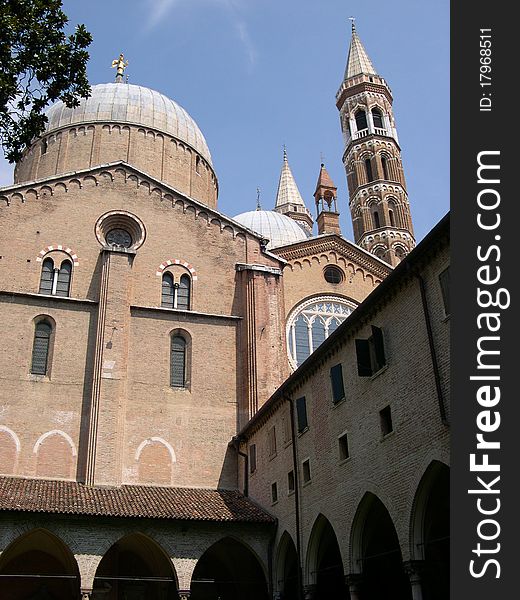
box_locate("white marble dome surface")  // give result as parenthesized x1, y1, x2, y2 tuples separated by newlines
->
(44, 83, 213, 167)
(234, 210, 311, 249)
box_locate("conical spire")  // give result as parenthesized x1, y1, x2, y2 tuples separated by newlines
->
(274, 148, 306, 210)
(314, 163, 336, 196)
(344, 20, 377, 80)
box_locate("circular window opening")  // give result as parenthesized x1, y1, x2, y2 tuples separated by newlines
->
(106, 228, 133, 248)
(324, 266, 344, 284)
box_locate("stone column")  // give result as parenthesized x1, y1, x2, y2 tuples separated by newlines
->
(345, 573, 363, 600)
(403, 560, 426, 600)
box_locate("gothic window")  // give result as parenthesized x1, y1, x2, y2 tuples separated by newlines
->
(355, 109, 368, 132)
(161, 273, 175, 308)
(39, 257, 72, 297)
(365, 158, 373, 182)
(161, 272, 191, 310)
(372, 108, 384, 129)
(373, 211, 381, 228)
(287, 297, 356, 369)
(31, 320, 52, 375)
(170, 335, 187, 388)
(389, 209, 395, 227)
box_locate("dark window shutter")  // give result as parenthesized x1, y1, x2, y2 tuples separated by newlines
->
(249, 444, 257, 473)
(330, 364, 345, 404)
(371, 326, 386, 370)
(162, 273, 174, 308)
(439, 267, 450, 315)
(355, 110, 368, 131)
(372, 108, 384, 129)
(39, 258, 54, 294)
(177, 274, 191, 310)
(31, 321, 52, 375)
(355, 339, 372, 376)
(296, 396, 308, 433)
(55, 260, 72, 297)
(170, 336, 186, 387)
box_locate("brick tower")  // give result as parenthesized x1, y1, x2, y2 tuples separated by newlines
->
(337, 21, 415, 265)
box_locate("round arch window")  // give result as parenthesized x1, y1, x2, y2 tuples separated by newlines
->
(106, 228, 133, 248)
(324, 266, 344, 284)
(286, 296, 357, 369)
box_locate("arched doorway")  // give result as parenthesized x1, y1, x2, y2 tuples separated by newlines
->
(306, 515, 346, 600)
(0, 528, 80, 599)
(411, 461, 450, 599)
(276, 532, 299, 600)
(92, 533, 178, 600)
(190, 537, 268, 600)
(351, 493, 411, 599)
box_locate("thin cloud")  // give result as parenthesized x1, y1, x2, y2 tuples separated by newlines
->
(145, 0, 257, 66)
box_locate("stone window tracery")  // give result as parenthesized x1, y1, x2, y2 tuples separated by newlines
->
(287, 296, 357, 369)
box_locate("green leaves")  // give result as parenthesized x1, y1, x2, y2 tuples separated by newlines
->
(0, 0, 92, 163)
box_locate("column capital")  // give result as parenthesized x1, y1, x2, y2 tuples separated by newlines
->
(403, 559, 427, 579)
(81, 591, 92, 600)
(178, 591, 191, 600)
(303, 583, 317, 600)
(345, 572, 363, 590)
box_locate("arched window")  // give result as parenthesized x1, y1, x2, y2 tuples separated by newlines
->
(177, 274, 191, 310)
(389, 209, 395, 226)
(355, 109, 368, 132)
(39, 257, 72, 297)
(381, 156, 389, 180)
(195, 155, 201, 174)
(373, 211, 381, 228)
(170, 335, 187, 388)
(161, 272, 191, 310)
(372, 108, 384, 129)
(161, 273, 174, 308)
(39, 258, 54, 294)
(55, 260, 72, 297)
(365, 158, 373, 182)
(31, 321, 52, 375)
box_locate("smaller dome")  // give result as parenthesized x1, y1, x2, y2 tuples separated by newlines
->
(234, 210, 311, 249)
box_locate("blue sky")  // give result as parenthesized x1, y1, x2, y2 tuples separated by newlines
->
(0, 0, 449, 242)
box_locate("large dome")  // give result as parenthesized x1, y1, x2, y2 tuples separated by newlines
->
(234, 210, 311, 249)
(44, 83, 213, 167)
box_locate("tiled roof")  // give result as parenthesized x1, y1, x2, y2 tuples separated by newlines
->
(274, 150, 307, 210)
(345, 24, 377, 80)
(0, 477, 274, 523)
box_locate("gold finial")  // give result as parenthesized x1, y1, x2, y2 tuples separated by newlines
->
(111, 53, 129, 83)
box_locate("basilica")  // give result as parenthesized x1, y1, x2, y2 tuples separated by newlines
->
(0, 23, 449, 600)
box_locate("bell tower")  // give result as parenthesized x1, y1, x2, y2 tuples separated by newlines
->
(337, 21, 415, 265)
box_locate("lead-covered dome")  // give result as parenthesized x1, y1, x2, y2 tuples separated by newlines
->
(234, 210, 311, 249)
(44, 83, 213, 167)
(14, 82, 219, 208)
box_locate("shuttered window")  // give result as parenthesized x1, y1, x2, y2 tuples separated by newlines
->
(439, 267, 450, 315)
(296, 396, 308, 433)
(356, 326, 387, 377)
(39, 258, 54, 294)
(31, 321, 52, 375)
(177, 274, 191, 310)
(372, 108, 384, 129)
(330, 364, 345, 404)
(162, 273, 175, 308)
(55, 261, 72, 297)
(355, 109, 368, 131)
(170, 335, 186, 388)
(249, 444, 257, 473)
(268, 426, 277, 457)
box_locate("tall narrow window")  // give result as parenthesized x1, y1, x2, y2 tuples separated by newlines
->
(295, 396, 308, 433)
(31, 321, 52, 375)
(195, 155, 201, 174)
(162, 273, 175, 308)
(330, 364, 345, 404)
(373, 211, 381, 228)
(39, 258, 54, 294)
(381, 156, 389, 180)
(355, 109, 368, 131)
(249, 444, 257, 473)
(365, 158, 373, 182)
(170, 335, 187, 388)
(177, 274, 191, 310)
(372, 108, 384, 129)
(439, 267, 450, 316)
(55, 261, 72, 297)
(389, 209, 395, 227)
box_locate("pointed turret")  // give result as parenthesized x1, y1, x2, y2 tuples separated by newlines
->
(336, 21, 415, 266)
(344, 21, 377, 80)
(274, 149, 313, 233)
(314, 164, 341, 235)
